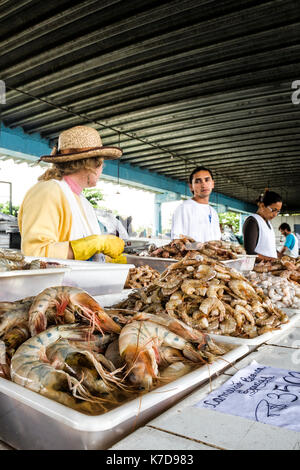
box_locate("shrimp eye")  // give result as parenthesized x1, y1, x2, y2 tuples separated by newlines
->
(128, 373, 143, 387)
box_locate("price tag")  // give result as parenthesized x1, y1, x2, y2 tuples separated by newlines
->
(194, 361, 300, 432)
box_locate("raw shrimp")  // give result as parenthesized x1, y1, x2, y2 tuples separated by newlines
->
(243, 323, 258, 338)
(163, 258, 202, 273)
(165, 291, 184, 316)
(220, 317, 237, 335)
(105, 339, 126, 369)
(3, 325, 30, 357)
(28, 286, 121, 336)
(199, 297, 226, 318)
(0, 340, 10, 379)
(119, 316, 216, 390)
(234, 304, 255, 326)
(158, 346, 186, 367)
(10, 324, 126, 414)
(0, 249, 25, 271)
(159, 362, 195, 383)
(154, 276, 182, 289)
(228, 280, 259, 301)
(194, 265, 216, 282)
(0, 297, 33, 337)
(131, 311, 209, 347)
(181, 279, 208, 296)
(45, 337, 121, 398)
(206, 280, 223, 298)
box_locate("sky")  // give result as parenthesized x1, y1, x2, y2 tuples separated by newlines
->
(0, 158, 182, 235)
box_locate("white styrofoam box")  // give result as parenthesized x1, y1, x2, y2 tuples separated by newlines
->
(25, 257, 135, 296)
(0, 268, 70, 302)
(125, 254, 177, 273)
(0, 340, 249, 450)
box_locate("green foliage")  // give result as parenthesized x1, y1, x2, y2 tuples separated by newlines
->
(0, 201, 19, 217)
(219, 212, 240, 233)
(82, 188, 104, 207)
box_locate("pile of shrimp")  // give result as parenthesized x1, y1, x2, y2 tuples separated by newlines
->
(0, 286, 130, 414)
(124, 265, 160, 289)
(0, 248, 64, 271)
(0, 248, 26, 271)
(254, 255, 300, 284)
(0, 285, 227, 413)
(112, 253, 289, 338)
(194, 240, 246, 260)
(143, 237, 245, 261)
(246, 271, 300, 309)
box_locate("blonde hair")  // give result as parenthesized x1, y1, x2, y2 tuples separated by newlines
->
(38, 157, 104, 181)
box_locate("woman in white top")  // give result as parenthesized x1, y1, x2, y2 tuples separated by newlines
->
(171, 166, 221, 242)
(243, 190, 282, 260)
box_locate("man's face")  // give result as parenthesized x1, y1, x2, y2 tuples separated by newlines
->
(280, 228, 287, 236)
(189, 170, 214, 199)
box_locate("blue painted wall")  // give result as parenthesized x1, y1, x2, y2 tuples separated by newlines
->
(0, 122, 51, 161)
(0, 123, 256, 214)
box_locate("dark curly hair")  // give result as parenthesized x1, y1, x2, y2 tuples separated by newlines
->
(256, 189, 282, 207)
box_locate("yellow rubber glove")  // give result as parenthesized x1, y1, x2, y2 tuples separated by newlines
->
(70, 234, 125, 261)
(105, 254, 127, 264)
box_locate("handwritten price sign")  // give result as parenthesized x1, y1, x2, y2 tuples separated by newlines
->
(194, 361, 300, 432)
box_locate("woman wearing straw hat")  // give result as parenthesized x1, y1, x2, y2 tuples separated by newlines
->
(18, 125, 126, 262)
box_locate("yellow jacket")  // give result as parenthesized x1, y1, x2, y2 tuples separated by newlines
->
(19, 180, 78, 258)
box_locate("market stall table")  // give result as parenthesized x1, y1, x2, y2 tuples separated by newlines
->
(0, 289, 299, 450)
(110, 316, 300, 450)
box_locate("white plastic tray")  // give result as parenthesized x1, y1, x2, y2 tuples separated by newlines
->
(94, 290, 133, 307)
(125, 254, 177, 273)
(94, 293, 300, 348)
(127, 254, 257, 274)
(0, 268, 70, 302)
(221, 255, 257, 272)
(25, 257, 134, 296)
(0, 339, 249, 450)
(209, 308, 300, 346)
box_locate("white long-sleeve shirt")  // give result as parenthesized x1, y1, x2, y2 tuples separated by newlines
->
(171, 199, 221, 242)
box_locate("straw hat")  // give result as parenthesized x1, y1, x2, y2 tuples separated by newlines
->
(39, 126, 122, 163)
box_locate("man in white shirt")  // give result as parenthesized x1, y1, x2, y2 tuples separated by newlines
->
(171, 166, 221, 242)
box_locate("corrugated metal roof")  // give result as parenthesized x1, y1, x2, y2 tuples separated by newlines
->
(1, 0, 300, 210)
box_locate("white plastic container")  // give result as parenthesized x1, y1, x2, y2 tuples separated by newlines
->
(95, 294, 300, 347)
(125, 254, 177, 273)
(0, 340, 249, 450)
(221, 255, 257, 272)
(0, 268, 70, 302)
(25, 257, 135, 296)
(94, 290, 133, 307)
(209, 309, 300, 346)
